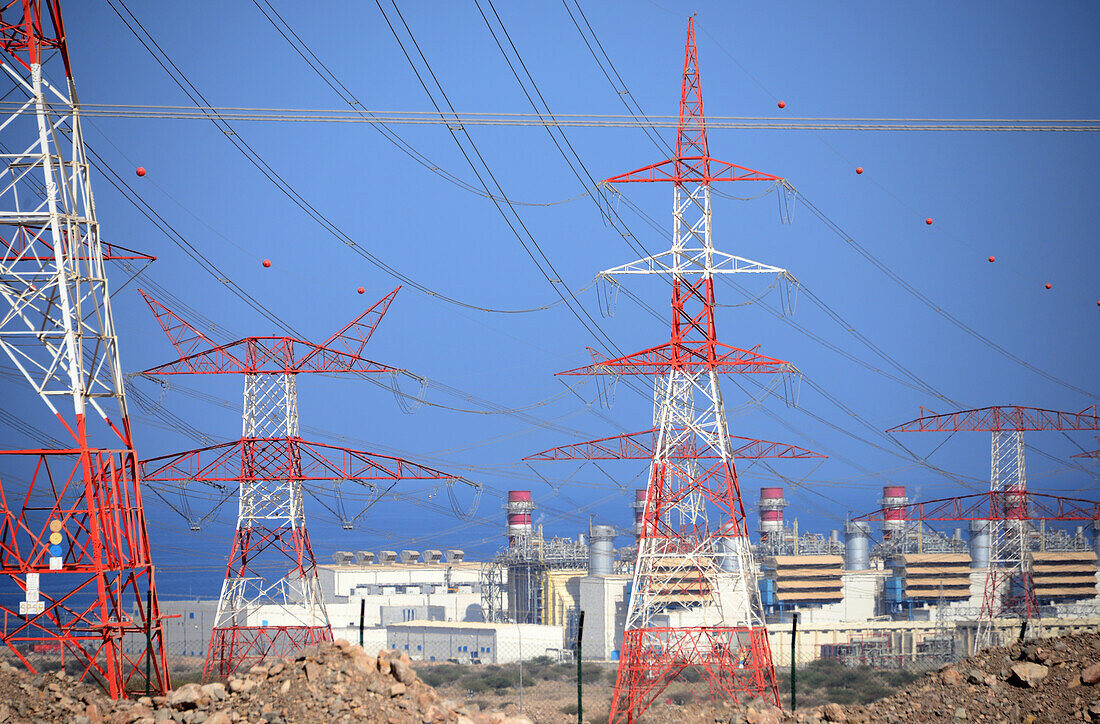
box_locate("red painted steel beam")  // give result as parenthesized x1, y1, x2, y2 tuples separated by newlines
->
(556, 341, 791, 376)
(523, 428, 825, 461)
(851, 490, 1100, 523)
(604, 157, 782, 185)
(140, 438, 466, 486)
(888, 405, 1100, 433)
(138, 288, 404, 376)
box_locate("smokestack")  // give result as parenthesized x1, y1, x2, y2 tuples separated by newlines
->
(588, 525, 615, 576)
(845, 521, 871, 571)
(969, 520, 990, 569)
(880, 485, 908, 539)
(633, 489, 647, 541)
(758, 487, 787, 542)
(505, 490, 535, 546)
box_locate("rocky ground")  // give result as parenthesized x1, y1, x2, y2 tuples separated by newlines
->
(679, 631, 1100, 724)
(0, 639, 528, 723)
(0, 632, 1096, 723)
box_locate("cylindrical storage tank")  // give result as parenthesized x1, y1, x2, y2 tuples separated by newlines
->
(1002, 483, 1028, 520)
(844, 521, 871, 571)
(588, 525, 615, 576)
(970, 520, 991, 569)
(505, 490, 535, 545)
(717, 536, 741, 572)
(758, 487, 787, 541)
(633, 489, 647, 539)
(880, 485, 908, 535)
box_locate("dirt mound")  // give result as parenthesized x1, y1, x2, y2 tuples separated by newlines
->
(819, 631, 1100, 724)
(0, 639, 529, 723)
(685, 631, 1100, 724)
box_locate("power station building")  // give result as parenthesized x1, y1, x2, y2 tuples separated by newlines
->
(152, 486, 1100, 666)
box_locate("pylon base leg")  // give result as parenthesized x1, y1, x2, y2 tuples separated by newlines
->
(203, 625, 332, 680)
(609, 626, 779, 723)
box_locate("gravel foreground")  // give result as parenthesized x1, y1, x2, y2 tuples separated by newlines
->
(0, 632, 1096, 723)
(673, 630, 1100, 724)
(0, 639, 528, 723)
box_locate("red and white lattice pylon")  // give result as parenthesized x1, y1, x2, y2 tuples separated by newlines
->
(553, 18, 799, 721)
(0, 1, 170, 697)
(136, 288, 480, 679)
(887, 406, 1099, 651)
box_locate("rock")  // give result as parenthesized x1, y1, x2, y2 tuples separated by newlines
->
(304, 660, 322, 682)
(391, 659, 416, 685)
(1083, 662, 1100, 686)
(200, 683, 227, 702)
(942, 669, 962, 685)
(376, 651, 392, 676)
(953, 707, 968, 720)
(267, 661, 285, 677)
(1089, 699, 1100, 722)
(966, 670, 986, 685)
(387, 682, 406, 697)
(823, 703, 846, 722)
(165, 684, 204, 710)
(204, 714, 230, 724)
(1009, 662, 1049, 688)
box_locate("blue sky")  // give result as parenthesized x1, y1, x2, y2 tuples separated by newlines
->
(3, 2, 1098, 596)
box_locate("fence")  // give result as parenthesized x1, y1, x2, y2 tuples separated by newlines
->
(5, 608, 1100, 721)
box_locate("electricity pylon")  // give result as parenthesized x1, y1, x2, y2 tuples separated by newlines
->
(0, 0, 169, 697)
(556, 18, 798, 721)
(887, 405, 1100, 651)
(137, 288, 480, 678)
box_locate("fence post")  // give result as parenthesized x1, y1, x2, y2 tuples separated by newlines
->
(145, 586, 153, 697)
(358, 599, 365, 647)
(517, 621, 524, 716)
(576, 610, 585, 724)
(790, 612, 799, 712)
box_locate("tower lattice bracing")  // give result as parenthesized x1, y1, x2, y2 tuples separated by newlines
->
(138, 288, 479, 678)
(556, 19, 795, 721)
(887, 405, 1099, 652)
(0, 0, 169, 697)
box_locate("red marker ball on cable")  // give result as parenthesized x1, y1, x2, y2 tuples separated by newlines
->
(262, 259, 271, 268)
(777, 100, 786, 109)
(988, 256, 995, 263)
(1045, 283, 1052, 290)
(925, 218, 933, 225)
(856, 166, 863, 174)
(135, 167, 146, 177)
(357, 287, 365, 295)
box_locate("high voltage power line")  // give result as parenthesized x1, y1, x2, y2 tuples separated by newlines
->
(16, 102, 1100, 131)
(87, 0, 1095, 547)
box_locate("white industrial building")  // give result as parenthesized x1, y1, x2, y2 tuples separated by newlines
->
(387, 620, 565, 664)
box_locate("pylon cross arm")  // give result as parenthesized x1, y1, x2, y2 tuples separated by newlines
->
(603, 157, 782, 185)
(599, 249, 788, 278)
(555, 341, 791, 376)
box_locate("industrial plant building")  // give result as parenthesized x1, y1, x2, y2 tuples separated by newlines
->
(154, 485, 1100, 666)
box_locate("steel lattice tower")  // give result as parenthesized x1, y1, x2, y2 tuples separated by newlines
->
(137, 288, 479, 679)
(888, 405, 1099, 651)
(0, 0, 170, 697)
(556, 19, 796, 720)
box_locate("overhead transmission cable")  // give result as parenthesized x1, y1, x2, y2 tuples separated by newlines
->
(106, 0, 560, 315)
